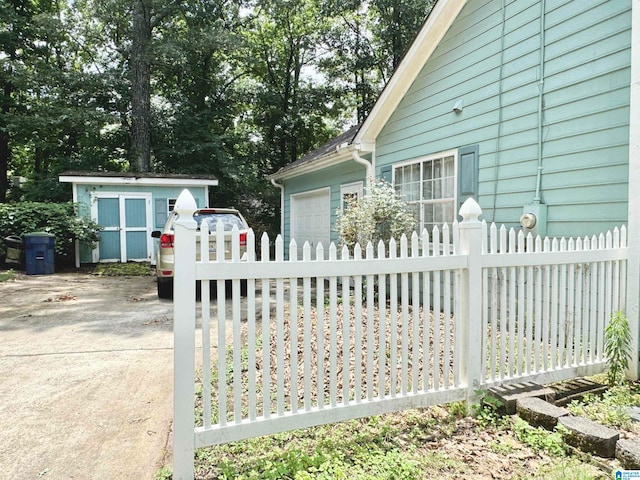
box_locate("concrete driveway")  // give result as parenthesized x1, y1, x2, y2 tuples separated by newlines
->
(0, 273, 176, 480)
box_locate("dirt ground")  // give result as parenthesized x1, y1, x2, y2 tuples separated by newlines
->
(0, 272, 176, 480)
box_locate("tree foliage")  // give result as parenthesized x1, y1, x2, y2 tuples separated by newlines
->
(1, 0, 435, 236)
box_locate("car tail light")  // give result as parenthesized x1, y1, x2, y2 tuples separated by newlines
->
(239, 232, 247, 247)
(160, 233, 174, 248)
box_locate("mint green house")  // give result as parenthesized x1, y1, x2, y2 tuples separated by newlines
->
(269, 0, 638, 253)
(59, 172, 218, 265)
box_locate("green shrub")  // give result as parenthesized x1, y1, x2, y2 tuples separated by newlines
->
(0, 202, 101, 266)
(605, 311, 632, 386)
(335, 178, 416, 252)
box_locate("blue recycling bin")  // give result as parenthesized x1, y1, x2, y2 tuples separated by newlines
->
(24, 232, 55, 275)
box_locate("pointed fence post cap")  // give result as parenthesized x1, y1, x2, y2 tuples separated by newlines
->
(459, 197, 482, 223)
(174, 189, 197, 214)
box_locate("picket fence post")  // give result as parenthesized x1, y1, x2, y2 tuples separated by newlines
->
(457, 198, 483, 409)
(172, 189, 198, 480)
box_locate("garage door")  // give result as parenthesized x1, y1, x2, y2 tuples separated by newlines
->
(291, 189, 330, 259)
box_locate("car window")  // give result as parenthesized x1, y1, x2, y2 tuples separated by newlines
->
(193, 212, 245, 231)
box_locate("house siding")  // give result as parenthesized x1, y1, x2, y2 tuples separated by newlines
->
(375, 0, 631, 237)
(283, 160, 366, 247)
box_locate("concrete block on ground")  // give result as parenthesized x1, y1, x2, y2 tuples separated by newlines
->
(516, 397, 570, 431)
(558, 416, 619, 458)
(626, 407, 640, 423)
(616, 438, 640, 470)
(551, 378, 607, 407)
(488, 382, 556, 415)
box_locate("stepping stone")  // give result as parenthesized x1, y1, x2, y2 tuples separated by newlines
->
(616, 438, 640, 469)
(516, 397, 570, 430)
(626, 407, 640, 423)
(559, 416, 619, 458)
(488, 382, 556, 414)
(551, 378, 607, 406)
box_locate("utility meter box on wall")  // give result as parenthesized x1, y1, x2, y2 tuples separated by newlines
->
(520, 203, 548, 238)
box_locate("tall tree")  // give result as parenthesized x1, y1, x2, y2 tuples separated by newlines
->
(245, 0, 343, 171)
(0, 0, 38, 202)
(130, 0, 153, 172)
(130, 0, 182, 172)
(319, 0, 434, 123)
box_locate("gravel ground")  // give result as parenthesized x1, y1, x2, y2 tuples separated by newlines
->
(0, 272, 176, 480)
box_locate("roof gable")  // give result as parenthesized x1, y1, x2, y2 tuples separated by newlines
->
(353, 0, 467, 147)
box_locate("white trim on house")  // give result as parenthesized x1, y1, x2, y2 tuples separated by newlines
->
(353, 0, 467, 147)
(340, 181, 364, 213)
(626, 0, 640, 379)
(270, 147, 356, 181)
(59, 175, 218, 187)
(392, 149, 459, 233)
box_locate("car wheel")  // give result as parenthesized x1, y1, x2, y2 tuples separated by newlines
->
(157, 278, 174, 299)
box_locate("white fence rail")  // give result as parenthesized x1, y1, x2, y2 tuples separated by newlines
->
(171, 191, 628, 479)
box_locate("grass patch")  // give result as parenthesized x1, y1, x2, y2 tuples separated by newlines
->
(0, 269, 16, 282)
(92, 262, 152, 276)
(567, 382, 640, 430)
(193, 413, 464, 480)
(524, 457, 607, 480)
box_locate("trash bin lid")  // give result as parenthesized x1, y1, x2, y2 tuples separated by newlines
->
(25, 232, 55, 237)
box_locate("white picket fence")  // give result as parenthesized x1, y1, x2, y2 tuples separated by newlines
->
(171, 191, 628, 479)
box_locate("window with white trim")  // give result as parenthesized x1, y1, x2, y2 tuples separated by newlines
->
(394, 151, 456, 234)
(168, 198, 177, 212)
(340, 181, 363, 213)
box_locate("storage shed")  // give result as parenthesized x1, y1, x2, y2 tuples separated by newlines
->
(59, 172, 218, 265)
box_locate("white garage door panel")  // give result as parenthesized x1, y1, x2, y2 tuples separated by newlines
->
(291, 190, 330, 258)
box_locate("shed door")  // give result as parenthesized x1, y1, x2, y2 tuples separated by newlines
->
(94, 194, 152, 262)
(291, 189, 330, 258)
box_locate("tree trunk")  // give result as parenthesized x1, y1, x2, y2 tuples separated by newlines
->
(131, 0, 152, 173)
(0, 80, 12, 203)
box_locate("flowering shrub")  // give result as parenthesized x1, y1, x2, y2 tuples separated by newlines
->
(336, 178, 416, 251)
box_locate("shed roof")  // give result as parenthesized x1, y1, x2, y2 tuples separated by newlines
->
(59, 171, 219, 187)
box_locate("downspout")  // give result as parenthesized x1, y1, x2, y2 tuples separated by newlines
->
(533, 0, 546, 204)
(270, 178, 285, 236)
(352, 151, 373, 186)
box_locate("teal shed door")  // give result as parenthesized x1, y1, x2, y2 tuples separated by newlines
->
(93, 194, 152, 262)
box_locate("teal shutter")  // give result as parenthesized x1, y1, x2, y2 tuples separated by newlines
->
(380, 165, 392, 184)
(155, 198, 167, 228)
(457, 145, 479, 209)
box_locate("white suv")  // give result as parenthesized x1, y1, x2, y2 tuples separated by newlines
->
(151, 208, 249, 299)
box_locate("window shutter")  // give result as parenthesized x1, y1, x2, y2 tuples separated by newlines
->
(155, 198, 168, 228)
(380, 165, 392, 184)
(457, 144, 479, 208)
